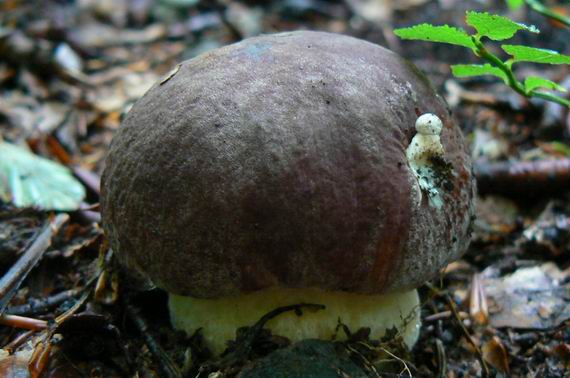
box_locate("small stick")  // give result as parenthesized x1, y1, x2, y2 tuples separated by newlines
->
(379, 347, 413, 377)
(446, 295, 490, 377)
(475, 158, 570, 196)
(124, 301, 182, 378)
(6, 288, 81, 316)
(424, 310, 470, 322)
(54, 276, 96, 325)
(0, 314, 48, 331)
(0, 214, 69, 314)
(435, 338, 447, 378)
(4, 330, 35, 353)
(344, 343, 381, 377)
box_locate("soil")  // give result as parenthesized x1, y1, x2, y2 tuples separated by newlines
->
(0, 0, 569, 377)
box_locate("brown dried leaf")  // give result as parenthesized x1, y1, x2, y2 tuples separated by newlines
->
(482, 263, 570, 329)
(28, 335, 53, 378)
(482, 336, 509, 374)
(0, 348, 33, 378)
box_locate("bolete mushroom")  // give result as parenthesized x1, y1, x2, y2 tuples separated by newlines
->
(101, 31, 475, 355)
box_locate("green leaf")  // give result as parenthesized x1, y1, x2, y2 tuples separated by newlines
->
(0, 141, 85, 211)
(394, 24, 476, 49)
(466, 11, 539, 40)
(524, 76, 567, 94)
(506, 0, 525, 10)
(450, 64, 508, 83)
(502, 45, 570, 64)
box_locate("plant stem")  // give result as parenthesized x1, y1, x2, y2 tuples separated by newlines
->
(472, 37, 570, 108)
(471, 37, 526, 96)
(532, 90, 570, 107)
(526, 0, 570, 27)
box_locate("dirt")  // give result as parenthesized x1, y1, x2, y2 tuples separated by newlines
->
(0, 0, 569, 377)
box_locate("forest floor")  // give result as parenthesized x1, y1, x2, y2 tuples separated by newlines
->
(0, 0, 569, 377)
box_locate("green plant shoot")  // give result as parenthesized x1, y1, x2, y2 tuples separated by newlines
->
(394, 11, 570, 108)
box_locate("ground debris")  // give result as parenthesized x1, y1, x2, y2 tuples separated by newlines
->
(480, 262, 570, 330)
(1, 0, 570, 376)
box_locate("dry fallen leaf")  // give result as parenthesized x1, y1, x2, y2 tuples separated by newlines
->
(0, 140, 86, 211)
(0, 348, 33, 378)
(481, 263, 570, 329)
(482, 336, 510, 374)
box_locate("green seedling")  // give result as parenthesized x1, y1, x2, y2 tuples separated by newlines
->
(394, 11, 570, 108)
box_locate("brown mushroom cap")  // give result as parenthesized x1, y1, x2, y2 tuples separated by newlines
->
(101, 31, 475, 299)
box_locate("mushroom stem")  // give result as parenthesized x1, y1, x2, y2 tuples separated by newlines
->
(169, 288, 421, 356)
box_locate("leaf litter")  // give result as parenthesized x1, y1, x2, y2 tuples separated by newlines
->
(1, 0, 570, 376)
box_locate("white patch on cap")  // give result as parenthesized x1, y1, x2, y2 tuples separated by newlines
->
(406, 113, 445, 209)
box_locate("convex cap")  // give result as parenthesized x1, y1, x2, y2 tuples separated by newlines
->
(101, 31, 475, 298)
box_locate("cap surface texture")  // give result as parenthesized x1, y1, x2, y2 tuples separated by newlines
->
(101, 31, 475, 298)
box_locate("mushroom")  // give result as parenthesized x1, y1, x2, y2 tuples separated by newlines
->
(101, 31, 475, 355)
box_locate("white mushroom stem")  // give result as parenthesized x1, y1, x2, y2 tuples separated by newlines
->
(406, 113, 445, 208)
(169, 288, 420, 356)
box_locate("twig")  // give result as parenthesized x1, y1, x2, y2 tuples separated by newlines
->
(345, 342, 381, 377)
(0, 314, 48, 331)
(475, 158, 570, 196)
(4, 330, 35, 353)
(6, 288, 81, 316)
(435, 338, 447, 378)
(446, 295, 490, 377)
(379, 347, 413, 377)
(0, 213, 69, 315)
(2, 276, 95, 355)
(425, 310, 469, 322)
(124, 300, 182, 378)
(0, 207, 45, 221)
(54, 275, 96, 325)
